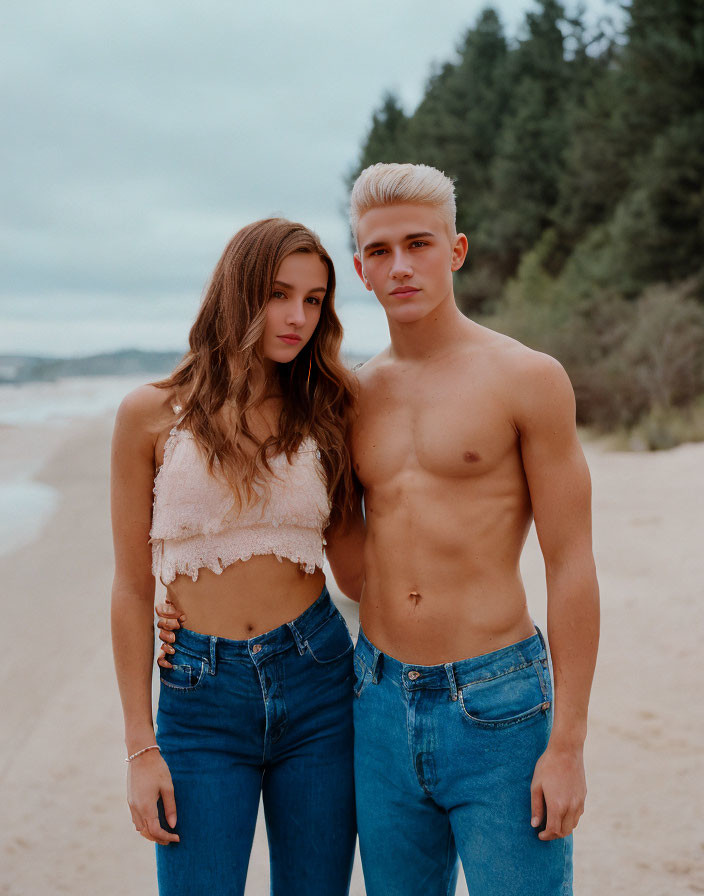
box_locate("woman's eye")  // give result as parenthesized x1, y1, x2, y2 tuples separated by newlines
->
(271, 291, 285, 299)
(305, 296, 321, 306)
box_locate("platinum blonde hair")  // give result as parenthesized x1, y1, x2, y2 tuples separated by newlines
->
(349, 162, 457, 247)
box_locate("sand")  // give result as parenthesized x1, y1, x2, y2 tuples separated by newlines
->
(0, 413, 702, 895)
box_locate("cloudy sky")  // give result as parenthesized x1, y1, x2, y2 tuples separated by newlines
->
(1, 0, 619, 357)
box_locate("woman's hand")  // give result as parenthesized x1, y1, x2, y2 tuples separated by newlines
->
(155, 599, 186, 669)
(127, 749, 180, 845)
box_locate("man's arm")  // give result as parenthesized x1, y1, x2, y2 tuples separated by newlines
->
(514, 352, 600, 841)
(325, 501, 366, 603)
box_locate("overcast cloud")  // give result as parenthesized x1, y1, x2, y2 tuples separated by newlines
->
(1, 0, 618, 355)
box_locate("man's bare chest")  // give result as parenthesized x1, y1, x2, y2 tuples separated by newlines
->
(352, 374, 517, 487)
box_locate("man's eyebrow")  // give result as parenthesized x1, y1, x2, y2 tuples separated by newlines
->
(273, 280, 327, 293)
(362, 231, 435, 252)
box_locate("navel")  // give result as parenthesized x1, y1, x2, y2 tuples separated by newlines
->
(408, 591, 422, 606)
(246, 623, 255, 634)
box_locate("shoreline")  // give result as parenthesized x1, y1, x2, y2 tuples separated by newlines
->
(0, 414, 702, 894)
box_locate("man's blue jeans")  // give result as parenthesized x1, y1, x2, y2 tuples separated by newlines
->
(154, 588, 356, 896)
(353, 626, 573, 896)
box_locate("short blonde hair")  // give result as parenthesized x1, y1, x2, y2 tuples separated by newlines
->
(349, 162, 457, 247)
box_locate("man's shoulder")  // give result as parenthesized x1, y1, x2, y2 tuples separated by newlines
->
(452, 324, 574, 429)
(470, 324, 568, 386)
(481, 333, 575, 427)
(352, 347, 392, 386)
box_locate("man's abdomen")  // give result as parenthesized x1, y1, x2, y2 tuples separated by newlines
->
(360, 495, 535, 664)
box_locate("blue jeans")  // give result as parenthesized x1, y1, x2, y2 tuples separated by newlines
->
(353, 626, 573, 896)
(155, 588, 356, 896)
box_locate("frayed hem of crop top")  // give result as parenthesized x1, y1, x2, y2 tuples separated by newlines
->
(149, 426, 330, 585)
(152, 541, 323, 584)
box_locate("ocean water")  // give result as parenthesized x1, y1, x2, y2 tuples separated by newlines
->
(0, 375, 159, 426)
(0, 479, 59, 557)
(0, 375, 155, 557)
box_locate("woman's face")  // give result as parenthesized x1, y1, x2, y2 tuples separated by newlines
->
(261, 252, 328, 364)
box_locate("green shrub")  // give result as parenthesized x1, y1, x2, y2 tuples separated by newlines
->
(483, 275, 704, 439)
(619, 398, 704, 451)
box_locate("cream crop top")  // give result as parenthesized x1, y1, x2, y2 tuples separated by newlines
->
(149, 425, 331, 584)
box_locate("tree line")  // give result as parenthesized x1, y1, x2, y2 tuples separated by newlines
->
(348, 0, 704, 447)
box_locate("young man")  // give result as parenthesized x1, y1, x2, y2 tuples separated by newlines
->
(345, 163, 599, 896)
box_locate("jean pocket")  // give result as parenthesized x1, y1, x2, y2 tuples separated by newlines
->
(458, 661, 550, 729)
(305, 611, 354, 665)
(159, 646, 207, 692)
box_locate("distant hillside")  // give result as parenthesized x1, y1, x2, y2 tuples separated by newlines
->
(0, 349, 185, 384)
(0, 348, 372, 385)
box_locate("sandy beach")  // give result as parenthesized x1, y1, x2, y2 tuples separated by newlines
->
(1, 404, 703, 895)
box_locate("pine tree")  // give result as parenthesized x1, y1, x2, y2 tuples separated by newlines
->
(406, 8, 510, 238)
(477, 0, 572, 278)
(351, 92, 410, 176)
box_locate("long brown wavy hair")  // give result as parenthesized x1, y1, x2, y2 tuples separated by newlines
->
(154, 218, 358, 529)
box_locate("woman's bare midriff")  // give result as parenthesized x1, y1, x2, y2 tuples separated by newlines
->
(164, 554, 326, 640)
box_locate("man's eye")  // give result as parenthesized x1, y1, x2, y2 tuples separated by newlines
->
(410, 241, 427, 248)
(369, 249, 387, 256)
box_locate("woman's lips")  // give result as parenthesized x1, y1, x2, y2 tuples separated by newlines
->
(278, 335, 302, 345)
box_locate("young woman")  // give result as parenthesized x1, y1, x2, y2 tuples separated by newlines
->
(110, 218, 365, 896)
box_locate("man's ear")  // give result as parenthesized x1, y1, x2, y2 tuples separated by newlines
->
(354, 253, 372, 291)
(451, 233, 469, 272)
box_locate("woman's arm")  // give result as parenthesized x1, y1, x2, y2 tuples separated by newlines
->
(110, 386, 179, 845)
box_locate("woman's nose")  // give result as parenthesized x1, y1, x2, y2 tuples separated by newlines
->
(285, 299, 306, 327)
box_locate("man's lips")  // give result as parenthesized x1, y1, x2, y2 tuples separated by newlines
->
(278, 334, 302, 344)
(389, 286, 420, 297)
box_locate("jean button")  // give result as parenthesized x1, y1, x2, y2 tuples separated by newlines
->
(252, 644, 262, 654)
(407, 670, 420, 680)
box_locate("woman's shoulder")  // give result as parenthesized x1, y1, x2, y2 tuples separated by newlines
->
(115, 383, 179, 441)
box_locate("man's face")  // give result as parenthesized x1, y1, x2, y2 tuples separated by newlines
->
(353, 203, 467, 324)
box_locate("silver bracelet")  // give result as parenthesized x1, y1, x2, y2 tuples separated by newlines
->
(125, 744, 161, 763)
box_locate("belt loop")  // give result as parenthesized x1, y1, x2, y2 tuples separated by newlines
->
(209, 636, 217, 675)
(370, 649, 383, 684)
(287, 621, 307, 656)
(444, 663, 458, 701)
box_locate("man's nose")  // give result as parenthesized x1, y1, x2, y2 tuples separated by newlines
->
(390, 250, 413, 278)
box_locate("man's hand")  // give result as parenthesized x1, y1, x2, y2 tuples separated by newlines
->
(155, 599, 186, 669)
(530, 744, 586, 840)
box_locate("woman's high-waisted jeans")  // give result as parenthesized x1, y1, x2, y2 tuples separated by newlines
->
(155, 588, 356, 896)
